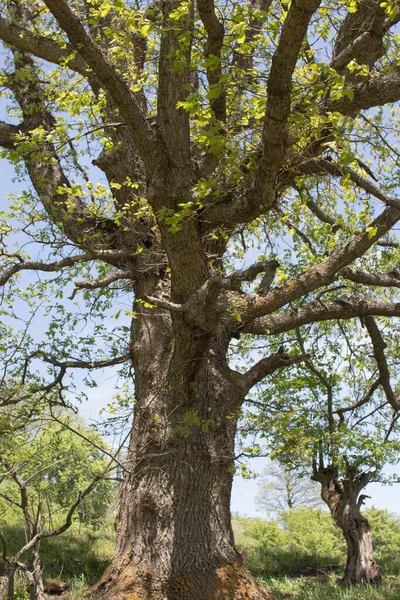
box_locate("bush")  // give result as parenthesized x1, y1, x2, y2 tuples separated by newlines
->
(0, 519, 115, 587)
(364, 508, 400, 576)
(234, 508, 346, 577)
(234, 507, 400, 579)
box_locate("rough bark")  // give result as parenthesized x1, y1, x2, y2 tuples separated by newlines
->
(91, 279, 273, 600)
(0, 576, 7, 600)
(314, 465, 381, 585)
(29, 543, 47, 600)
(6, 565, 16, 600)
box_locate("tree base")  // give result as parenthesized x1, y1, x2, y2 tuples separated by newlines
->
(89, 559, 276, 600)
(341, 561, 382, 587)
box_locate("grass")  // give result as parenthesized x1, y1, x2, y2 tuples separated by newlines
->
(1, 512, 399, 599)
(262, 576, 400, 600)
(0, 521, 115, 586)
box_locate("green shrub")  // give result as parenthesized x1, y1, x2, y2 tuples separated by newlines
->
(234, 507, 400, 580)
(364, 508, 400, 576)
(0, 519, 115, 587)
(234, 508, 346, 577)
(263, 576, 400, 600)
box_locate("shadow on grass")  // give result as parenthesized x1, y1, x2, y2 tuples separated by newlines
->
(261, 576, 400, 600)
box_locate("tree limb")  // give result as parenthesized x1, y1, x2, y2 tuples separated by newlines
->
(0, 16, 91, 78)
(336, 378, 381, 420)
(42, 0, 158, 173)
(241, 299, 400, 335)
(0, 120, 21, 149)
(0, 251, 133, 287)
(340, 267, 400, 288)
(235, 203, 400, 324)
(326, 69, 400, 115)
(69, 270, 132, 299)
(364, 316, 400, 411)
(241, 350, 308, 393)
(31, 351, 130, 371)
(197, 0, 226, 123)
(6, 52, 118, 251)
(12, 474, 103, 562)
(155, 0, 192, 172)
(256, 0, 322, 205)
(331, 0, 397, 74)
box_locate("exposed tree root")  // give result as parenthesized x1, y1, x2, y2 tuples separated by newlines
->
(89, 559, 276, 600)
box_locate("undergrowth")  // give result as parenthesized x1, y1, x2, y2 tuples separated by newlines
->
(262, 576, 400, 600)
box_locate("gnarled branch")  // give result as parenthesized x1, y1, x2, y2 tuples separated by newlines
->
(364, 316, 400, 411)
(0, 251, 133, 287)
(241, 350, 308, 393)
(242, 298, 400, 335)
(0, 16, 91, 78)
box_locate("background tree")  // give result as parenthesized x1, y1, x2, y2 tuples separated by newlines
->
(1, 0, 400, 598)
(0, 410, 116, 600)
(244, 321, 400, 584)
(255, 461, 323, 516)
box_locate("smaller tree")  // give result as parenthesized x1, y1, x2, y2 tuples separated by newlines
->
(255, 461, 323, 516)
(244, 319, 400, 585)
(0, 410, 116, 600)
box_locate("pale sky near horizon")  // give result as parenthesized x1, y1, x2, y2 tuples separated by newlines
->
(1, 149, 399, 519)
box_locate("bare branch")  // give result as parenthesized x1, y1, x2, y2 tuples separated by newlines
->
(32, 351, 130, 371)
(298, 186, 337, 226)
(12, 474, 103, 562)
(336, 378, 381, 419)
(24, 459, 65, 485)
(69, 270, 132, 299)
(49, 409, 128, 473)
(0, 251, 133, 287)
(141, 295, 187, 313)
(241, 350, 308, 392)
(0, 16, 91, 78)
(364, 316, 400, 411)
(296, 156, 400, 207)
(384, 411, 400, 442)
(210, 260, 281, 291)
(340, 267, 400, 288)
(2, 463, 34, 535)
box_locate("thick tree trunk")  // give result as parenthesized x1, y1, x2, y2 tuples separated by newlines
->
(92, 281, 275, 600)
(341, 510, 381, 585)
(315, 465, 381, 586)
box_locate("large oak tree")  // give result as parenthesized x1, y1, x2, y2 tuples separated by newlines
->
(1, 0, 400, 598)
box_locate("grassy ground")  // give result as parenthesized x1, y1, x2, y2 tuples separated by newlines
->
(261, 576, 400, 600)
(2, 513, 399, 599)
